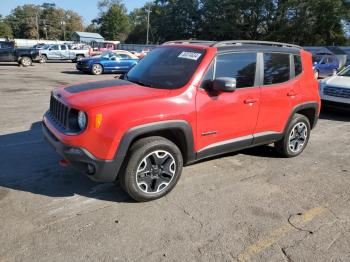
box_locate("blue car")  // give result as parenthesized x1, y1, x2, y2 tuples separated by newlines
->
(313, 54, 339, 79)
(76, 51, 139, 75)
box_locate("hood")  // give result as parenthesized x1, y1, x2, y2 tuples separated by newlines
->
(54, 79, 170, 109)
(323, 75, 350, 88)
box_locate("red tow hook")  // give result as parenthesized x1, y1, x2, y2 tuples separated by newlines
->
(59, 159, 69, 167)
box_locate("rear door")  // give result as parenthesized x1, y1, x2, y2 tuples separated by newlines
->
(0, 42, 13, 61)
(196, 52, 261, 152)
(254, 53, 302, 135)
(60, 45, 70, 59)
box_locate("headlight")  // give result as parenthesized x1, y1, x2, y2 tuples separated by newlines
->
(77, 111, 87, 130)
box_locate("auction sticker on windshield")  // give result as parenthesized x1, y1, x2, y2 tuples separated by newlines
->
(178, 52, 202, 61)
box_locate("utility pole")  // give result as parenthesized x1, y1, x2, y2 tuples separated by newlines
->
(61, 21, 66, 41)
(146, 4, 151, 45)
(36, 11, 40, 40)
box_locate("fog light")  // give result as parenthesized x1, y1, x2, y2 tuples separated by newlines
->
(87, 164, 95, 175)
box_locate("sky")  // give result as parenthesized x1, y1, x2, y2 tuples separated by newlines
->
(0, 0, 149, 25)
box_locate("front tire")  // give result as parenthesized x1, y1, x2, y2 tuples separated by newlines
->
(76, 55, 84, 61)
(20, 56, 32, 67)
(91, 64, 103, 75)
(275, 114, 311, 158)
(120, 136, 183, 202)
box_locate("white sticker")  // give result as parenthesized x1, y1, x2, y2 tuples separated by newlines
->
(178, 51, 202, 61)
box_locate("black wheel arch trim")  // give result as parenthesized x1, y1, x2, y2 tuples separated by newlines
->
(112, 120, 196, 178)
(284, 102, 320, 132)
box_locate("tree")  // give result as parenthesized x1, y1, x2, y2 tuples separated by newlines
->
(125, 5, 150, 43)
(94, 0, 131, 41)
(4, 4, 83, 40)
(150, 0, 201, 43)
(0, 15, 13, 38)
(5, 5, 39, 39)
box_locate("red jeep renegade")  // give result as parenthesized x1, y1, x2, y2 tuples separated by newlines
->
(43, 40, 320, 202)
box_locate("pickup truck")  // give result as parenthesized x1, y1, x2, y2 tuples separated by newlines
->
(40, 44, 91, 63)
(0, 41, 40, 67)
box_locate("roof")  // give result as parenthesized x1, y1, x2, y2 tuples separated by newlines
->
(163, 40, 301, 54)
(74, 32, 104, 39)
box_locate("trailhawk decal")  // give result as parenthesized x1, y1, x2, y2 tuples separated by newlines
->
(178, 51, 202, 61)
(65, 79, 133, 93)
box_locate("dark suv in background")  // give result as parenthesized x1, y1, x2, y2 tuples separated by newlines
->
(0, 41, 40, 67)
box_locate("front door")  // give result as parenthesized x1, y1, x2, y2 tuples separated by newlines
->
(47, 45, 60, 59)
(196, 52, 261, 154)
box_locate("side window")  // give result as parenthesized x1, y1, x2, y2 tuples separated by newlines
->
(51, 45, 59, 50)
(215, 53, 257, 88)
(60, 45, 67, 50)
(294, 55, 302, 76)
(119, 54, 130, 59)
(263, 53, 290, 85)
(200, 61, 215, 89)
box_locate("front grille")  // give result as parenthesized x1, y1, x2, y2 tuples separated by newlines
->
(324, 86, 350, 99)
(49, 94, 69, 129)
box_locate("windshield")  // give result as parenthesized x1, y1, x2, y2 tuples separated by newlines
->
(312, 56, 322, 63)
(126, 47, 205, 89)
(338, 66, 350, 77)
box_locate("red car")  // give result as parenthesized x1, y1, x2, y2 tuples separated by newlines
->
(42, 40, 320, 202)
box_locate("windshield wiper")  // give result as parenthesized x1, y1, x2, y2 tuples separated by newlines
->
(128, 78, 153, 88)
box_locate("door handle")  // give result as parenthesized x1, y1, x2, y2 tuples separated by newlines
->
(287, 91, 298, 97)
(244, 98, 258, 104)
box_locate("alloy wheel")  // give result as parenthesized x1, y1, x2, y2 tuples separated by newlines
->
(92, 64, 102, 75)
(22, 57, 31, 66)
(136, 150, 176, 194)
(288, 122, 308, 153)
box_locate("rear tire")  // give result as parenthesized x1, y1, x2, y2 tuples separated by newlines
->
(39, 55, 47, 63)
(91, 64, 103, 75)
(275, 114, 311, 158)
(20, 56, 32, 67)
(119, 136, 183, 202)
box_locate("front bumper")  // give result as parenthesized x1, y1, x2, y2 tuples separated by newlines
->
(76, 64, 90, 72)
(42, 122, 119, 182)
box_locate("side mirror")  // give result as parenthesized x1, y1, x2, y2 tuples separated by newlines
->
(49, 48, 52, 51)
(212, 77, 237, 92)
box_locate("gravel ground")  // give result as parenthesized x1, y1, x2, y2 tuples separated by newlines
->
(0, 62, 349, 262)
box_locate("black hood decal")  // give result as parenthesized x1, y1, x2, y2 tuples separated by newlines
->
(65, 79, 133, 94)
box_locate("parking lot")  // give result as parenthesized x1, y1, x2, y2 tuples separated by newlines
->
(0, 62, 349, 262)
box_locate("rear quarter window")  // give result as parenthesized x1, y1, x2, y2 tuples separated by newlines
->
(263, 53, 290, 85)
(294, 55, 302, 76)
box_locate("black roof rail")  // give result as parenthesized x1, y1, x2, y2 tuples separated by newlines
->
(211, 40, 303, 49)
(163, 40, 215, 46)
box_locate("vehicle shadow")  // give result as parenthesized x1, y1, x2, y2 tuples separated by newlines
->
(0, 122, 134, 203)
(61, 70, 86, 75)
(0, 63, 19, 66)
